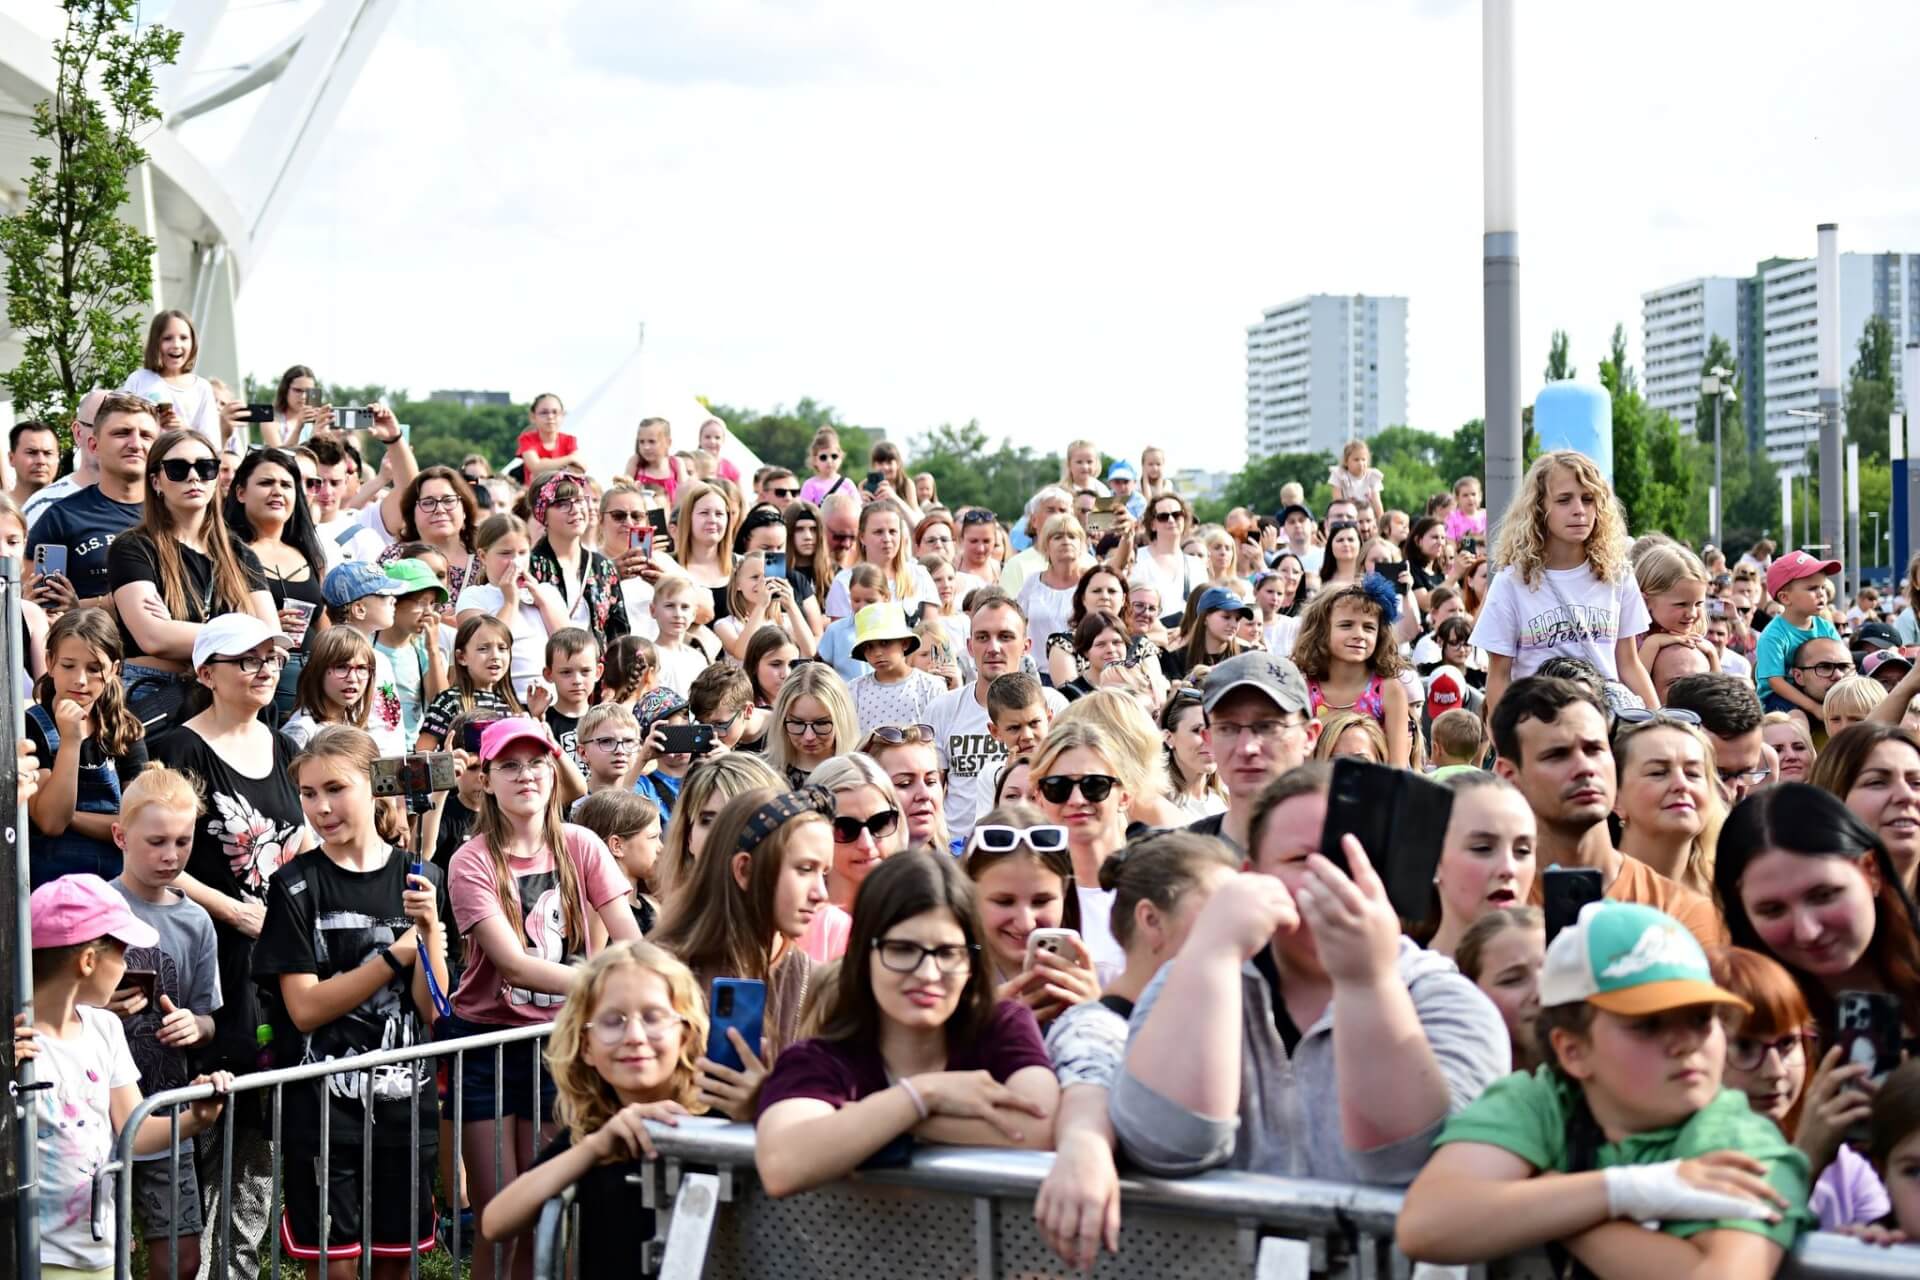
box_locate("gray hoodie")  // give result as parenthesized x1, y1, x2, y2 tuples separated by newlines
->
(1110, 936, 1510, 1186)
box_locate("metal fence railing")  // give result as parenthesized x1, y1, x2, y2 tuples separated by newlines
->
(529, 1119, 1920, 1280)
(104, 1021, 555, 1280)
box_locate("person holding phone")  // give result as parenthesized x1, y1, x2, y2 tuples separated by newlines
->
(754, 850, 1058, 1198)
(224, 448, 331, 721)
(259, 364, 326, 449)
(961, 803, 1097, 1025)
(714, 551, 816, 662)
(527, 471, 630, 642)
(120, 310, 236, 446)
(27, 392, 157, 615)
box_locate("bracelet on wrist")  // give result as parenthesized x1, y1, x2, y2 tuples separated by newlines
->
(897, 1076, 929, 1121)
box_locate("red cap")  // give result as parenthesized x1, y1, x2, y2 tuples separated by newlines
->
(1765, 550, 1841, 600)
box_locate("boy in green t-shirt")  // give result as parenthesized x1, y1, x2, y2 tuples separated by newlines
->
(1398, 901, 1815, 1276)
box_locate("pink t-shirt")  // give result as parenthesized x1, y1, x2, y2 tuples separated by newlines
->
(801, 474, 853, 506)
(1446, 509, 1487, 541)
(448, 824, 630, 1025)
(798, 904, 851, 964)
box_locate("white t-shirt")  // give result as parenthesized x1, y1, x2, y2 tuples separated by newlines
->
(1016, 573, 1078, 649)
(316, 513, 385, 564)
(122, 368, 220, 445)
(654, 641, 709, 698)
(33, 1005, 139, 1270)
(1262, 614, 1301, 658)
(1467, 563, 1652, 681)
(1129, 548, 1204, 617)
(1719, 648, 1753, 681)
(824, 563, 939, 620)
(455, 583, 552, 701)
(926, 680, 1068, 843)
(1075, 885, 1124, 986)
(23, 474, 81, 530)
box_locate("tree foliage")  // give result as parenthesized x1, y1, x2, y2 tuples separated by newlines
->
(1847, 314, 1896, 465)
(1600, 322, 1696, 539)
(1544, 330, 1575, 383)
(700, 397, 882, 482)
(907, 421, 1063, 519)
(0, 0, 181, 429)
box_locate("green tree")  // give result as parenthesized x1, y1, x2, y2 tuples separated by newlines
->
(1846, 314, 1896, 464)
(1599, 322, 1695, 536)
(0, 0, 181, 430)
(909, 420, 1060, 521)
(1544, 330, 1575, 382)
(1218, 450, 1336, 520)
(701, 397, 881, 486)
(1693, 334, 1739, 445)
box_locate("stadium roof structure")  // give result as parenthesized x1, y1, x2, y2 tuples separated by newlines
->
(0, 0, 398, 411)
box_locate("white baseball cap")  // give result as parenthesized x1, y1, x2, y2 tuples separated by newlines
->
(191, 613, 294, 671)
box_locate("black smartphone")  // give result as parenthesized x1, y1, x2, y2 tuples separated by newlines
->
(1836, 990, 1903, 1087)
(707, 978, 766, 1073)
(863, 470, 884, 494)
(461, 718, 500, 756)
(114, 969, 158, 1003)
(1376, 561, 1409, 583)
(657, 723, 715, 756)
(647, 508, 670, 536)
(242, 403, 275, 424)
(1542, 866, 1605, 944)
(1318, 759, 1453, 922)
(765, 551, 787, 580)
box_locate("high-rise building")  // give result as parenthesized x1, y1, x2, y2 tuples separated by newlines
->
(1641, 278, 1743, 437)
(1244, 294, 1407, 459)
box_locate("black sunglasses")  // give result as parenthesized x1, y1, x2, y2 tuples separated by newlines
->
(960, 510, 998, 526)
(866, 723, 935, 745)
(1037, 773, 1118, 805)
(832, 809, 899, 844)
(772, 486, 799, 498)
(156, 457, 220, 483)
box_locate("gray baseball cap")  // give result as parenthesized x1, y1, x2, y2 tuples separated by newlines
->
(1200, 652, 1311, 716)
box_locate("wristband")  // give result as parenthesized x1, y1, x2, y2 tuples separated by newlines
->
(897, 1076, 929, 1121)
(379, 946, 406, 977)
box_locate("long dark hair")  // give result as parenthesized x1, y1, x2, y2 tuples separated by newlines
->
(1715, 783, 1920, 1038)
(962, 802, 1082, 934)
(224, 448, 326, 577)
(274, 365, 316, 416)
(138, 429, 258, 621)
(1809, 722, 1920, 806)
(820, 851, 997, 1051)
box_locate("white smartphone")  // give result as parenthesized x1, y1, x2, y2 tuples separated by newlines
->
(1023, 927, 1081, 970)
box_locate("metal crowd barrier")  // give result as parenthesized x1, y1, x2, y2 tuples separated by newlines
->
(104, 1021, 555, 1280)
(529, 1120, 1920, 1280)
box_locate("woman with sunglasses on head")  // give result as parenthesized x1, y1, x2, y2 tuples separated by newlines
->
(111, 429, 277, 732)
(1029, 722, 1136, 984)
(804, 755, 909, 962)
(963, 803, 1099, 1026)
(859, 723, 952, 855)
(767, 662, 859, 787)
(1610, 712, 1723, 897)
(754, 850, 1058, 1198)
(225, 447, 331, 721)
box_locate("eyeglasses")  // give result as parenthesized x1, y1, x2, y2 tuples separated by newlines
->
(866, 723, 935, 746)
(1717, 764, 1771, 787)
(1206, 718, 1303, 745)
(328, 662, 372, 678)
(304, 476, 340, 493)
(586, 735, 640, 752)
(703, 710, 741, 735)
(1727, 1030, 1814, 1071)
(784, 717, 835, 739)
(872, 937, 976, 975)
(772, 487, 799, 498)
(967, 824, 1068, 854)
(832, 809, 900, 844)
(1036, 774, 1118, 805)
(1612, 707, 1702, 728)
(544, 496, 583, 512)
(587, 1009, 687, 1046)
(207, 651, 286, 675)
(490, 757, 555, 779)
(416, 495, 461, 512)
(1792, 661, 1854, 679)
(156, 457, 220, 483)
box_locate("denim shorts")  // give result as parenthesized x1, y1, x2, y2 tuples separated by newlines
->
(441, 1014, 555, 1124)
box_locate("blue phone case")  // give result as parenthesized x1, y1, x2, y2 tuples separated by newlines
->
(707, 978, 767, 1073)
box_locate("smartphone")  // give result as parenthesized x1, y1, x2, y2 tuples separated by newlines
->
(1836, 991, 1903, 1087)
(1086, 508, 1116, 537)
(657, 724, 715, 757)
(1318, 759, 1453, 922)
(242, 403, 275, 424)
(371, 752, 459, 796)
(647, 508, 670, 537)
(114, 969, 158, 1003)
(863, 470, 884, 494)
(1542, 866, 1605, 945)
(1706, 598, 1729, 620)
(34, 544, 67, 580)
(1376, 561, 1409, 584)
(461, 718, 500, 756)
(335, 407, 366, 431)
(707, 978, 767, 1073)
(765, 551, 787, 580)
(1024, 927, 1080, 970)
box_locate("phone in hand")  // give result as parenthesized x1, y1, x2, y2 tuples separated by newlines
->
(1318, 758, 1453, 922)
(657, 724, 716, 757)
(1836, 990, 1903, 1087)
(765, 551, 787, 580)
(1024, 927, 1080, 970)
(707, 978, 766, 1073)
(115, 969, 158, 1003)
(242, 403, 275, 424)
(863, 470, 884, 494)
(647, 508, 670, 537)
(371, 752, 458, 796)
(1542, 866, 1605, 945)
(335, 407, 367, 431)
(461, 718, 500, 756)
(1375, 561, 1409, 584)
(33, 544, 67, 580)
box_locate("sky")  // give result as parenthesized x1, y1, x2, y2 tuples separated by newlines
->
(152, 0, 1920, 468)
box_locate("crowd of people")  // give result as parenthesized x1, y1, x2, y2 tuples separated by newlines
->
(11, 312, 1920, 1279)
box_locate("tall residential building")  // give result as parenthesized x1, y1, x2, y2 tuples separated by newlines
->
(1245, 294, 1408, 458)
(1760, 252, 1919, 470)
(1641, 277, 1743, 437)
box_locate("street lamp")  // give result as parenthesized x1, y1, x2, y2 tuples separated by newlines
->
(1786, 408, 1825, 550)
(1871, 511, 1883, 585)
(1702, 366, 1736, 547)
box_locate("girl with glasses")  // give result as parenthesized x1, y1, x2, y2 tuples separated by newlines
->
(767, 662, 858, 787)
(1709, 946, 1890, 1232)
(963, 803, 1096, 1025)
(481, 942, 706, 1274)
(444, 716, 639, 1280)
(755, 851, 1058, 1198)
(279, 626, 377, 749)
(112, 429, 277, 732)
(528, 472, 630, 642)
(1029, 722, 1135, 984)
(805, 755, 910, 961)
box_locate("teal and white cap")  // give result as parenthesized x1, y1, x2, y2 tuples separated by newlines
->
(1539, 901, 1750, 1016)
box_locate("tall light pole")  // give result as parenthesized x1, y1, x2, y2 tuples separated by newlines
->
(1482, 0, 1522, 548)
(1786, 408, 1825, 551)
(1817, 224, 1845, 569)
(1702, 366, 1735, 548)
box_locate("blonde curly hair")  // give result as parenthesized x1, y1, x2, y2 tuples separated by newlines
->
(1493, 450, 1628, 586)
(547, 941, 709, 1147)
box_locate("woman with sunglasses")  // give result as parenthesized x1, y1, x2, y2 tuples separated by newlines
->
(804, 755, 909, 961)
(755, 851, 1058, 1198)
(528, 471, 630, 642)
(859, 723, 952, 855)
(224, 447, 331, 721)
(1029, 722, 1135, 984)
(110, 429, 277, 731)
(964, 804, 1099, 1026)
(1128, 494, 1203, 634)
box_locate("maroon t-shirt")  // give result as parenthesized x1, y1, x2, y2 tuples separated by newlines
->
(756, 1000, 1050, 1117)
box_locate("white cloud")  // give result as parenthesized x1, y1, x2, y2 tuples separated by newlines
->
(224, 0, 1920, 471)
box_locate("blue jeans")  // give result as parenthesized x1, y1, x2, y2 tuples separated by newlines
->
(124, 661, 197, 736)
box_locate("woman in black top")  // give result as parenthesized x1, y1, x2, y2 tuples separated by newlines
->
(1404, 516, 1448, 613)
(225, 448, 330, 723)
(111, 429, 275, 733)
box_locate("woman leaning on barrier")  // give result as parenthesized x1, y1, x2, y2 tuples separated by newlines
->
(753, 850, 1058, 1199)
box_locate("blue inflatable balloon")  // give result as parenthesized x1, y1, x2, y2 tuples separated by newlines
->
(1533, 383, 1613, 485)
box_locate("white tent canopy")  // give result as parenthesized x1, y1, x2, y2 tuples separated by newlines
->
(569, 341, 763, 487)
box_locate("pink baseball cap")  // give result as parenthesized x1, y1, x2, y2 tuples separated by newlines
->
(31, 874, 159, 950)
(1765, 550, 1841, 600)
(479, 715, 559, 762)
